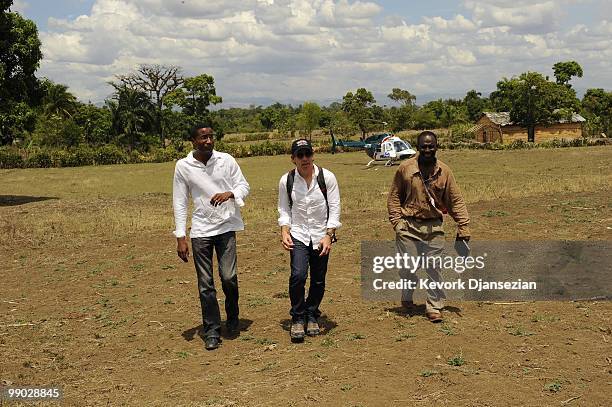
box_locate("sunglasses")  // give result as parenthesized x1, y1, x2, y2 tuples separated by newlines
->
(296, 151, 313, 159)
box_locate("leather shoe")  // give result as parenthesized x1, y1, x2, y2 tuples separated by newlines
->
(226, 319, 240, 334)
(306, 320, 320, 336)
(290, 321, 305, 342)
(426, 311, 443, 323)
(205, 336, 221, 350)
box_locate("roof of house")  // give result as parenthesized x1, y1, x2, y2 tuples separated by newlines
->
(481, 111, 586, 126)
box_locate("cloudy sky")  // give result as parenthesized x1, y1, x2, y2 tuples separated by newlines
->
(12, 0, 612, 107)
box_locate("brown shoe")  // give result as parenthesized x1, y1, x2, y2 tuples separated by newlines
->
(426, 311, 443, 323)
(290, 322, 305, 341)
(306, 321, 320, 336)
(401, 301, 416, 309)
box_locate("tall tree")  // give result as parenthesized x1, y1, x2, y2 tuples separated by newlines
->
(298, 101, 321, 139)
(506, 71, 580, 142)
(41, 80, 77, 118)
(581, 88, 612, 136)
(553, 61, 583, 88)
(342, 88, 376, 139)
(463, 90, 490, 122)
(115, 64, 183, 147)
(0, 1, 42, 144)
(388, 88, 416, 107)
(111, 85, 154, 151)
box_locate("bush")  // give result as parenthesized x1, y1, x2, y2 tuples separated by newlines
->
(449, 123, 475, 142)
(96, 144, 128, 165)
(71, 146, 96, 166)
(26, 149, 53, 168)
(150, 146, 183, 163)
(0, 147, 24, 169)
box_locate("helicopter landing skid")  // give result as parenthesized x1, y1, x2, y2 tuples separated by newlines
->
(366, 159, 375, 167)
(385, 159, 394, 166)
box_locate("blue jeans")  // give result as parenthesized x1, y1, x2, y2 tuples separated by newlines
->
(191, 231, 239, 338)
(289, 236, 329, 323)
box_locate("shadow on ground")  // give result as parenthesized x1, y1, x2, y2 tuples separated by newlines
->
(0, 195, 58, 207)
(182, 319, 254, 342)
(279, 314, 338, 335)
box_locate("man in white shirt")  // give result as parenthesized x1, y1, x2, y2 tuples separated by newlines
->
(173, 125, 250, 350)
(278, 139, 341, 341)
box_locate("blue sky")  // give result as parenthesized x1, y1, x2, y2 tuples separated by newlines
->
(12, 0, 612, 106)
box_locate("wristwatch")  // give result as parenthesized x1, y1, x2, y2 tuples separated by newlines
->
(326, 230, 337, 243)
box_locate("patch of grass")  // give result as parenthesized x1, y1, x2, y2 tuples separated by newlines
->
(544, 381, 562, 392)
(321, 338, 336, 347)
(272, 291, 289, 299)
(531, 314, 560, 323)
(420, 370, 437, 377)
(439, 324, 455, 336)
(482, 210, 509, 217)
(238, 334, 255, 341)
(447, 354, 465, 366)
(340, 384, 353, 391)
(395, 332, 416, 341)
(163, 298, 175, 305)
(246, 297, 271, 307)
(161, 265, 176, 270)
(347, 333, 366, 341)
(254, 337, 276, 346)
(508, 326, 535, 336)
(130, 263, 145, 272)
(256, 362, 278, 372)
(177, 351, 189, 359)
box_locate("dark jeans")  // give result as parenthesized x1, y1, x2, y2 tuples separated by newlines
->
(191, 231, 239, 338)
(289, 236, 329, 323)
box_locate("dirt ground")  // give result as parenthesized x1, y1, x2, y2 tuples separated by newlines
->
(1, 149, 611, 406)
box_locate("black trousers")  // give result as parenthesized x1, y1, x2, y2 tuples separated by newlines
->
(191, 231, 239, 338)
(289, 236, 329, 323)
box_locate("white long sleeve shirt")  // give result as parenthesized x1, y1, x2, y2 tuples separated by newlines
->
(278, 164, 341, 247)
(173, 150, 250, 238)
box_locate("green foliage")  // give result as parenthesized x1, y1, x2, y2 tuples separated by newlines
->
(298, 101, 321, 137)
(581, 88, 612, 136)
(96, 144, 128, 165)
(40, 79, 77, 118)
(25, 148, 52, 168)
(0, 146, 23, 168)
(388, 88, 416, 107)
(342, 88, 377, 138)
(0, 6, 42, 144)
(463, 90, 490, 122)
(449, 123, 475, 142)
(553, 61, 583, 87)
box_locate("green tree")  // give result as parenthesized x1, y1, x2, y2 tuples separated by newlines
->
(115, 65, 183, 147)
(342, 88, 376, 139)
(167, 74, 222, 120)
(581, 88, 612, 136)
(388, 88, 416, 107)
(463, 90, 490, 122)
(505, 71, 580, 142)
(41, 80, 77, 118)
(73, 103, 113, 145)
(553, 61, 583, 88)
(298, 101, 321, 139)
(0, 1, 43, 144)
(111, 86, 154, 151)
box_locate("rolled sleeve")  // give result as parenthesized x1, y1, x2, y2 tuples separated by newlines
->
(387, 168, 405, 229)
(443, 172, 471, 238)
(229, 157, 249, 207)
(277, 175, 292, 227)
(324, 171, 342, 229)
(172, 163, 189, 238)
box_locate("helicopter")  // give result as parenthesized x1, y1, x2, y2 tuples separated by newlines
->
(330, 129, 417, 166)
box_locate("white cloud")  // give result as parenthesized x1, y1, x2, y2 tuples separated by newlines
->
(36, 0, 612, 105)
(10, 0, 29, 13)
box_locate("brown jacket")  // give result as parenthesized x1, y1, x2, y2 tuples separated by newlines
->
(387, 157, 470, 237)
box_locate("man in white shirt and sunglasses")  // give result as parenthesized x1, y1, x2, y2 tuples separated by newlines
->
(278, 139, 341, 342)
(173, 125, 250, 350)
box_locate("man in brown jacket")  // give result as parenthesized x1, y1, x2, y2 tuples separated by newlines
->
(387, 131, 470, 322)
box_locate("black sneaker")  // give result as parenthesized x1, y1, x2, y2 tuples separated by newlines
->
(226, 319, 240, 334)
(205, 336, 221, 350)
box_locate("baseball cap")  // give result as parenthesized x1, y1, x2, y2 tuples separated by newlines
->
(291, 139, 313, 155)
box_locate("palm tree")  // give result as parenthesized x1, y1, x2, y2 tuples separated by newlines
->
(42, 81, 77, 118)
(113, 86, 154, 151)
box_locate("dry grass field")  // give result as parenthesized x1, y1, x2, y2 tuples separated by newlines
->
(1, 146, 611, 406)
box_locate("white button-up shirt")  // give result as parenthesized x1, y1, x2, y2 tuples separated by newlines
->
(278, 164, 342, 246)
(173, 150, 250, 238)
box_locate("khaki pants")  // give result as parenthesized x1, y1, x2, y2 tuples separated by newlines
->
(395, 217, 446, 313)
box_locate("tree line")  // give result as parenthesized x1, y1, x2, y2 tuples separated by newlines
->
(1, 0, 610, 156)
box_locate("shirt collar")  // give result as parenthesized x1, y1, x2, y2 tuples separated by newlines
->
(407, 155, 441, 176)
(187, 149, 219, 166)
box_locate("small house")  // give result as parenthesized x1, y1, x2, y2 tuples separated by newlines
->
(471, 112, 586, 143)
